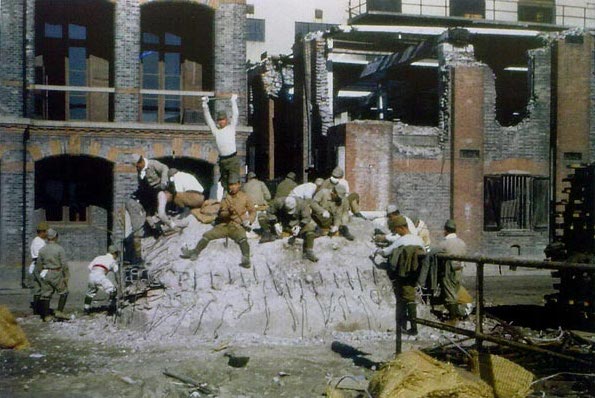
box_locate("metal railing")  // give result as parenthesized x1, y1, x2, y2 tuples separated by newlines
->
(348, 0, 595, 29)
(394, 253, 594, 366)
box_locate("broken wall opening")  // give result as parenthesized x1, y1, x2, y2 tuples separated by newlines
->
(140, 2, 214, 124)
(387, 65, 439, 126)
(34, 0, 115, 121)
(473, 36, 543, 127)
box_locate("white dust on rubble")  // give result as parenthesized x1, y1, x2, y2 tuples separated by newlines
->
(118, 216, 435, 340)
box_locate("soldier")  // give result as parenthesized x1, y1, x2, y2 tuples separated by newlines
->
(29, 221, 48, 315)
(125, 155, 169, 262)
(373, 204, 418, 245)
(321, 166, 366, 219)
(311, 184, 355, 241)
(412, 216, 431, 251)
(165, 168, 205, 228)
(84, 245, 120, 314)
(202, 94, 240, 189)
(242, 171, 271, 210)
(288, 177, 324, 202)
(258, 196, 319, 262)
(36, 228, 69, 322)
(434, 219, 467, 325)
(181, 174, 255, 268)
(372, 215, 425, 335)
(274, 172, 298, 199)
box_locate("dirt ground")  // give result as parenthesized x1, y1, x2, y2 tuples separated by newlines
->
(3, 273, 593, 397)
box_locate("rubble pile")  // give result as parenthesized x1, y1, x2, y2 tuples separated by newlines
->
(119, 217, 431, 339)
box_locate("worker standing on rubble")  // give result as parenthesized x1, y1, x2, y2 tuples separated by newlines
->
(126, 155, 169, 261)
(181, 174, 255, 268)
(202, 94, 240, 190)
(321, 166, 366, 219)
(28, 221, 48, 315)
(84, 245, 120, 314)
(434, 219, 467, 325)
(274, 172, 298, 199)
(373, 215, 425, 335)
(311, 184, 355, 241)
(36, 228, 69, 322)
(258, 196, 319, 262)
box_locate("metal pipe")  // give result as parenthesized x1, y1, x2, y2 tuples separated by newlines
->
(414, 317, 592, 366)
(435, 253, 595, 272)
(475, 261, 484, 349)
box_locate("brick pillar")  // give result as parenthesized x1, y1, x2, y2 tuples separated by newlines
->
(451, 66, 485, 252)
(0, 0, 34, 117)
(214, 0, 247, 125)
(344, 121, 393, 211)
(554, 35, 592, 203)
(114, 0, 141, 122)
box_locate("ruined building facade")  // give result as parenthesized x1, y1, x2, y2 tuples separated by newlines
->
(0, 0, 249, 277)
(249, 5, 595, 256)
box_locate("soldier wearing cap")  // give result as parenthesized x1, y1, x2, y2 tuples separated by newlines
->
(373, 215, 425, 335)
(311, 184, 355, 240)
(242, 171, 271, 209)
(274, 172, 298, 199)
(257, 196, 319, 262)
(29, 221, 48, 315)
(84, 245, 120, 314)
(181, 174, 256, 268)
(202, 94, 241, 190)
(321, 166, 366, 219)
(373, 204, 418, 245)
(36, 228, 69, 321)
(434, 219, 467, 324)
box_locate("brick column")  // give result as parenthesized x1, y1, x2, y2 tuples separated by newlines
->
(114, 0, 141, 122)
(451, 66, 485, 252)
(0, 0, 35, 116)
(214, 0, 247, 125)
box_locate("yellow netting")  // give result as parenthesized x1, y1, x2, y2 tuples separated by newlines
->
(0, 305, 30, 350)
(368, 350, 494, 398)
(470, 351, 534, 398)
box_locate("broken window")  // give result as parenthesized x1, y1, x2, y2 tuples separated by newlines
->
(484, 175, 549, 231)
(518, 1, 555, 24)
(34, 0, 113, 121)
(35, 155, 113, 224)
(450, 0, 485, 18)
(141, 2, 214, 124)
(247, 18, 265, 42)
(366, 0, 401, 13)
(386, 65, 439, 126)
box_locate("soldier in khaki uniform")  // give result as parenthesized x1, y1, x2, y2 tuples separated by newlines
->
(274, 172, 298, 199)
(181, 175, 256, 268)
(258, 196, 319, 262)
(311, 184, 355, 241)
(242, 171, 271, 210)
(36, 228, 69, 321)
(434, 219, 467, 324)
(321, 166, 365, 219)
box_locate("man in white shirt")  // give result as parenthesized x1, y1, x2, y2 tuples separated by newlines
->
(84, 245, 120, 314)
(29, 221, 48, 315)
(202, 94, 240, 190)
(167, 168, 205, 210)
(289, 178, 324, 201)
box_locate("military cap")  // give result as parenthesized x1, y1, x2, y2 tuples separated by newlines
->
(108, 245, 119, 254)
(391, 215, 408, 228)
(216, 110, 227, 120)
(333, 184, 347, 198)
(331, 166, 344, 178)
(46, 228, 58, 239)
(286, 172, 296, 181)
(444, 219, 457, 230)
(284, 196, 297, 214)
(167, 168, 179, 178)
(247, 171, 256, 179)
(386, 204, 399, 215)
(228, 174, 241, 184)
(37, 221, 49, 231)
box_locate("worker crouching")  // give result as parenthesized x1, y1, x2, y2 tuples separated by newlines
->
(84, 245, 120, 314)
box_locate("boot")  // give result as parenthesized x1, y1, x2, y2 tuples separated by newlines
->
(32, 295, 40, 315)
(407, 303, 418, 336)
(339, 225, 355, 241)
(302, 249, 319, 263)
(133, 237, 144, 264)
(54, 293, 69, 320)
(39, 299, 53, 322)
(83, 295, 93, 314)
(238, 239, 251, 269)
(302, 233, 318, 262)
(108, 291, 118, 314)
(180, 239, 209, 260)
(259, 230, 276, 244)
(353, 212, 367, 220)
(445, 304, 461, 326)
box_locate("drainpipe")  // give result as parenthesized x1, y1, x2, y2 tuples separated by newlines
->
(20, 0, 29, 287)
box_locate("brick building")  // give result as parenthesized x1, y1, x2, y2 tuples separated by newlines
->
(0, 0, 249, 280)
(249, 2, 595, 256)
